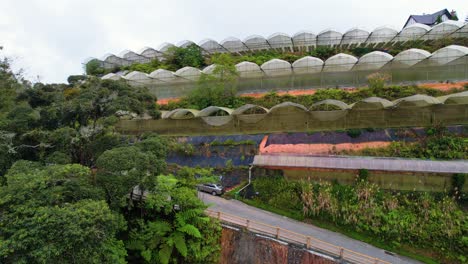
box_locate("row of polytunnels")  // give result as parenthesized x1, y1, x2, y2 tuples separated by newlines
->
(160, 92, 468, 120)
(101, 45, 468, 84)
(91, 21, 467, 68)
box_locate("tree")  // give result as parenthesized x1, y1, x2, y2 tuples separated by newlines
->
(96, 146, 166, 208)
(126, 175, 221, 264)
(163, 44, 206, 71)
(0, 161, 127, 263)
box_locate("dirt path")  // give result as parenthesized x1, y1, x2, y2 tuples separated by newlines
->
(200, 193, 421, 264)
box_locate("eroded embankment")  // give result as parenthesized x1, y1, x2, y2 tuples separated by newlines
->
(220, 225, 336, 264)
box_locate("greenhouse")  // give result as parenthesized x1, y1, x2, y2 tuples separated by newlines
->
(177, 40, 195, 48)
(353, 51, 393, 71)
(163, 109, 200, 119)
(323, 53, 358, 72)
(235, 61, 264, 78)
(243, 35, 270, 51)
(158, 42, 175, 53)
(317, 29, 342, 46)
(124, 71, 152, 86)
(260, 59, 292, 76)
(174, 67, 202, 81)
(198, 39, 226, 54)
(365, 26, 398, 44)
(139, 47, 164, 61)
(310, 99, 350, 110)
(292, 56, 324, 74)
(232, 104, 269, 115)
(451, 23, 468, 39)
(426, 45, 468, 66)
(438, 91, 468, 105)
(268, 33, 294, 51)
(101, 73, 122, 81)
(292, 31, 316, 50)
(393, 94, 441, 108)
(350, 97, 394, 110)
(149, 69, 179, 83)
(423, 20, 465, 40)
(341, 28, 369, 46)
(392, 23, 430, 42)
(269, 102, 308, 113)
(120, 50, 151, 64)
(220, 37, 247, 53)
(198, 106, 234, 117)
(390, 48, 431, 68)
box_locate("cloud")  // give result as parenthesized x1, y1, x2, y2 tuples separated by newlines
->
(1, 0, 466, 83)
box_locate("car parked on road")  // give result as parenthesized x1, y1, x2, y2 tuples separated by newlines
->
(197, 183, 224, 196)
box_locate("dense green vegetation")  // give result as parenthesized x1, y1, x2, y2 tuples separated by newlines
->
(0, 53, 221, 263)
(86, 37, 468, 77)
(247, 176, 467, 263)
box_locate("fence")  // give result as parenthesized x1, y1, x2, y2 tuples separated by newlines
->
(206, 209, 391, 264)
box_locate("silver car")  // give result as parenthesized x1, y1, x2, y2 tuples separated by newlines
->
(197, 183, 224, 196)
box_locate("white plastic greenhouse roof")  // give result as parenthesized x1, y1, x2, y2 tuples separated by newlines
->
(253, 155, 468, 174)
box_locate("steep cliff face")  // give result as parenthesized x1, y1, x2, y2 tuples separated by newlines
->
(220, 226, 336, 264)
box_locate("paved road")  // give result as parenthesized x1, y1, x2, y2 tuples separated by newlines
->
(200, 192, 421, 264)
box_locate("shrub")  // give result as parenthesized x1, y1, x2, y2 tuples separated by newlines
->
(346, 129, 362, 138)
(367, 72, 391, 89)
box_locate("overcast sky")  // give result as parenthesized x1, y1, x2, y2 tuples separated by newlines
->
(1, 0, 467, 83)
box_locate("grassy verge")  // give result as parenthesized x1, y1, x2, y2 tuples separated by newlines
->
(238, 198, 442, 264)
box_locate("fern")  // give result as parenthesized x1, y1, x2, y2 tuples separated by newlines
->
(177, 224, 201, 238)
(172, 232, 188, 257)
(159, 244, 172, 264)
(148, 220, 172, 236)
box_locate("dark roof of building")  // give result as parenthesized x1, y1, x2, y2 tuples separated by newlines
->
(253, 154, 468, 174)
(404, 9, 453, 27)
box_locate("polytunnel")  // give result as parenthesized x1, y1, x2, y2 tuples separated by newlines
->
(423, 20, 464, 40)
(353, 51, 393, 71)
(390, 48, 431, 68)
(394, 94, 441, 108)
(451, 23, 468, 39)
(350, 97, 393, 110)
(149, 69, 179, 83)
(292, 56, 324, 74)
(175, 67, 202, 82)
(269, 102, 308, 113)
(198, 106, 234, 117)
(323, 53, 358, 72)
(341, 28, 369, 46)
(261, 59, 292, 76)
(202, 64, 217, 75)
(268, 33, 293, 51)
(235, 61, 264, 78)
(232, 104, 269, 115)
(158, 43, 176, 54)
(220, 37, 248, 53)
(177, 40, 196, 48)
(101, 73, 122, 81)
(317, 29, 342, 46)
(292, 31, 317, 50)
(120, 50, 151, 64)
(198, 39, 227, 54)
(139, 47, 164, 61)
(392, 23, 430, 42)
(163, 109, 200, 119)
(244, 35, 270, 51)
(310, 99, 350, 111)
(366, 26, 398, 44)
(426, 45, 468, 66)
(124, 71, 153, 86)
(438, 91, 468, 105)
(310, 100, 349, 121)
(101, 54, 130, 66)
